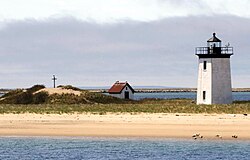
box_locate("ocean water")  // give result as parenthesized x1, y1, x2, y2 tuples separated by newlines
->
(0, 137, 249, 160)
(134, 92, 250, 101)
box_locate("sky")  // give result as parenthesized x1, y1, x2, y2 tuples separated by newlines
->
(0, 0, 249, 88)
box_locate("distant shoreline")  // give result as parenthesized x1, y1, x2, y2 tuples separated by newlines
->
(92, 88, 250, 93)
(0, 90, 10, 94)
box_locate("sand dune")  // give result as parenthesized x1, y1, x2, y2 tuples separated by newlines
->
(36, 88, 82, 96)
(0, 113, 249, 140)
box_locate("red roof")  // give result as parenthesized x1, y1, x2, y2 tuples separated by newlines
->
(108, 81, 135, 93)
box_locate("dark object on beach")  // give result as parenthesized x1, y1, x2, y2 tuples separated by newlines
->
(232, 135, 238, 138)
(216, 135, 222, 139)
(176, 114, 179, 116)
(192, 133, 203, 140)
(243, 114, 247, 116)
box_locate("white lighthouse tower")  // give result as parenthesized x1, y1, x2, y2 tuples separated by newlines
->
(196, 33, 233, 104)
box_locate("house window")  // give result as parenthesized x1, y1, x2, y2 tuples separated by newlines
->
(203, 91, 206, 100)
(203, 61, 207, 70)
(126, 87, 128, 90)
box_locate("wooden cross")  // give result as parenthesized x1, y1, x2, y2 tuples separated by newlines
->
(52, 75, 57, 88)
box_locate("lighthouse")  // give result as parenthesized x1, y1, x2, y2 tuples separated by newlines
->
(196, 33, 233, 104)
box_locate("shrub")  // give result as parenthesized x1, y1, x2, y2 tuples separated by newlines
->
(84, 92, 129, 104)
(0, 90, 32, 104)
(1, 89, 23, 98)
(28, 85, 45, 93)
(10, 91, 33, 104)
(33, 92, 49, 104)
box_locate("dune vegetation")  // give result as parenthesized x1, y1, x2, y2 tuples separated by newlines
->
(0, 85, 249, 114)
(0, 85, 126, 105)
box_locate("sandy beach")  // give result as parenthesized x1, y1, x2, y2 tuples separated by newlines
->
(0, 113, 249, 140)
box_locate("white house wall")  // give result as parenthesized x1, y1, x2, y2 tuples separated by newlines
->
(120, 86, 134, 99)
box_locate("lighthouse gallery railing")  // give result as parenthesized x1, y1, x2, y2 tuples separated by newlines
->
(195, 47, 233, 55)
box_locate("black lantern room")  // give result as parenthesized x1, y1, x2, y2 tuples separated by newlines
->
(196, 33, 233, 58)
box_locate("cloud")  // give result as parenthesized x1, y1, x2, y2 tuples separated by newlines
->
(1, 0, 250, 23)
(0, 15, 249, 88)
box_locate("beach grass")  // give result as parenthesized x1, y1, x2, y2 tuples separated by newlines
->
(0, 99, 249, 114)
(1, 85, 249, 114)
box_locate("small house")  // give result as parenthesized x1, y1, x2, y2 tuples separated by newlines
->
(108, 81, 135, 99)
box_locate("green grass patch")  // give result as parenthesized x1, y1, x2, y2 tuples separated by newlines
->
(0, 99, 249, 114)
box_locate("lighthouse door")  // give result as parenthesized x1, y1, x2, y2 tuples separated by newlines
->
(125, 91, 129, 99)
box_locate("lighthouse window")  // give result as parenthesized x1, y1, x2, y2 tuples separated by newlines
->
(203, 61, 207, 70)
(203, 91, 206, 100)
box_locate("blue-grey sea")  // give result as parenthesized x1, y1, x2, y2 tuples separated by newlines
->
(0, 137, 249, 160)
(133, 92, 250, 101)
